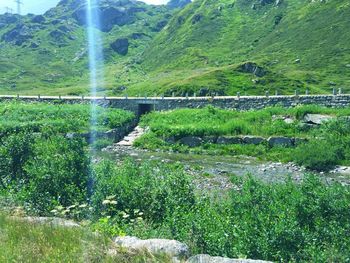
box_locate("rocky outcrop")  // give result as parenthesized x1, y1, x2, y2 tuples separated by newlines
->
(238, 62, 267, 77)
(114, 236, 190, 259)
(2, 24, 34, 45)
(187, 254, 272, 263)
(110, 38, 129, 55)
(72, 3, 145, 32)
(0, 14, 19, 25)
(31, 15, 46, 24)
(152, 20, 168, 32)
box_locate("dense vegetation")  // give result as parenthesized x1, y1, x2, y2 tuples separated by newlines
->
(136, 105, 350, 171)
(1, 103, 350, 262)
(1, 142, 350, 261)
(1, 0, 350, 96)
(0, 101, 135, 134)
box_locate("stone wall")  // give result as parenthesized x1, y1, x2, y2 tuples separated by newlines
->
(66, 118, 138, 143)
(1, 95, 350, 114)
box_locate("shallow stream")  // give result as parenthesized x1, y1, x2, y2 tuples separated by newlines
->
(101, 144, 350, 192)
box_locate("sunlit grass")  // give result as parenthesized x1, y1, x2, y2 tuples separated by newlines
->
(0, 213, 171, 263)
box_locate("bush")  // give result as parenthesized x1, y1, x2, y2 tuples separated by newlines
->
(293, 140, 339, 171)
(0, 132, 35, 189)
(91, 160, 195, 224)
(156, 175, 350, 262)
(21, 136, 90, 214)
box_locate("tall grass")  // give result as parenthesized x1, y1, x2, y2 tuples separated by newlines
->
(0, 101, 135, 134)
(0, 214, 171, 263)
(140, 105, 350, 138)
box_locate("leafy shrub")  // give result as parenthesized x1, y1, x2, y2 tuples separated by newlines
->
(91, 160, 195, 224)
(293, 140, 339, 171)
(156, 175, 350, 262)
(0, 132, 35, 189)
(21, 136, 91, 214)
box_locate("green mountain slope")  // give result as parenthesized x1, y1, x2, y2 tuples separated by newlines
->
(0, 0, 172, 95)
(0, 0, 349, 96)
(136, 0, 350, 96)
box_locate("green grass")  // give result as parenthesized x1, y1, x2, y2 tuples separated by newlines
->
(0, 213, 171, 263)
(138, 105, 350, 138)
(0, 101, 135, 134)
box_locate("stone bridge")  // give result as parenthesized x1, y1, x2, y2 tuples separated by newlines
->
(1, 94, 350, 115)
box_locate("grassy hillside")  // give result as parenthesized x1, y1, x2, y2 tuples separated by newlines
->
(0, 0, 349, 96)
(138, 0, 350, 95)
(0, 0, 172, 95)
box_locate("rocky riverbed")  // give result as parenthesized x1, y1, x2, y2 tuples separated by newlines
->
(101, 144, 350, 192)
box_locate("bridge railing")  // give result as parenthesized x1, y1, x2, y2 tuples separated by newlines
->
(0, 88, 348, 101)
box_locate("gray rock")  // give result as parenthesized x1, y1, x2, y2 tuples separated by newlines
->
(203, 136, 218, 144)
(114, 236, 190, 259)
(110, 38, 129, 55)
(243, 136, 265, 145)
(179, 136, 203, 147)
(284, 117, 294, 124)
(11, 217, 80, 227)
(73, 6, 138, 32)
(187, 254, 272, 263)
(31, 15, 45, 23)
(2, 24, 34, 45)
(268, 137, 293, 147)
(217, 136, 242, 145)
(238, 62, 266, 77)
(153, 20, 168, 32)
(49, 29, 66, 41)
(303, 114, 335, 125)
(192, 14, 203, 24)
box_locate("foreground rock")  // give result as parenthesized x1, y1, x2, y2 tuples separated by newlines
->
(11, 217, 80, 227)
(187, 254, 272, 263)
(187, 255, 270, 263)
(303, 114, 335, 125)
(114, 236, 190, 259)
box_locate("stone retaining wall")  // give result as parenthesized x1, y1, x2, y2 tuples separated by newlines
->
(171, 135, 308, 148)
(66, 118, 138, 143)
(1, 95, 350, 114)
